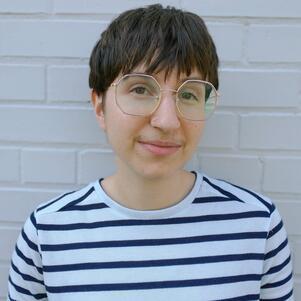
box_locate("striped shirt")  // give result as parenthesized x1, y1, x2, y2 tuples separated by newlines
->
(8, 171, 294, 300)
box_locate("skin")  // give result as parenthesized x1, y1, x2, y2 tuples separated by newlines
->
(91, 67, 205, 210)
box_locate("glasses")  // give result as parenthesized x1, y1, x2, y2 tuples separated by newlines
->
(110, 73, 219, 121)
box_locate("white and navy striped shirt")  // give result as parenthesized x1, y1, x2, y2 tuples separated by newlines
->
(8, 172, 294, 300)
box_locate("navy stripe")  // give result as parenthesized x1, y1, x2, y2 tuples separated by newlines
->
(21, 229, 39, 252)
(11, 261, 44, 285)
(37, 210, 269, 231)
(261, 288, 293, 301)
(192, 196, 232, 204)
(218, 294, 260, 301)
(261, 272, 293, 289)
(41, 231, 267, 251)
(59, 187, 95, 211)
(60, 202, 109, 211)
(8, 276, 47, 300)
(203, 177, 244, 203)
(30, 212, 37, 228)
(226, 181, 275, 214)
(268, 220, 283, 239)
(265, 238, 288, 260)
(265, 255, 291, 275)
(8, 294, 17, 301)
(43, 252, 264, 272)
(15, 246, 43, 275)
(45, 273, 261, 293)
(37, 190, 76, 212)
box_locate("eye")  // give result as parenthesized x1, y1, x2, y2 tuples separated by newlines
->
(131, 86, 148, 95)
(179, 91, 199, 102)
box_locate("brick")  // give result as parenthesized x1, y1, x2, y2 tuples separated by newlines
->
(53, 0, 181, 14)
(78, 150, 116, 184)
(22, 149, 76, 184)
(0, 21, 106, 58)
(0, 64, 45, 101)
(290, 240, 301, 274)
(207, 23, 244, 62)
(47, 65, 90, 102)
(247, 25, 301, 63)
(0, 0, 51, 13)
(240, 114, 301, 150)
(0, 148, 19, 182)
(0, 106, 106, 145)
(181, 0, 301, 18)
(0, 189, 59, 222)
(263, 158, 301, 194)
(0, 264, 9, 298)
(0, 227, 20, 261)
(294, 280, 301, 300)
(201, 112, 238, 149)
(275, 200, 301, 236)
(199, 154, 262, 191)
(219, 70, 301, 108)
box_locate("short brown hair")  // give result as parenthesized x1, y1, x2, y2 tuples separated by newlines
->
(89, 4, 219, 95)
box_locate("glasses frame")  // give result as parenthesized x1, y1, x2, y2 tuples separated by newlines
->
(110, 73, 219, 121)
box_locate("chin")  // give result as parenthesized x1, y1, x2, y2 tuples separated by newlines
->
(133, 162, 186, 181)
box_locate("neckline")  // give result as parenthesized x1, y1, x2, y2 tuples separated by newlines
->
(93, 171, 203, 219)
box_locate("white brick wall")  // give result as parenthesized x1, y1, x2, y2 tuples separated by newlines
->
(0, 1, 300, 299)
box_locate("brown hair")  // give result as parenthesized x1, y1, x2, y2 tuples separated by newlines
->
(89, 4, 219, 96)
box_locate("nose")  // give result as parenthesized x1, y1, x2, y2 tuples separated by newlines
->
(150, 91, 180, 131)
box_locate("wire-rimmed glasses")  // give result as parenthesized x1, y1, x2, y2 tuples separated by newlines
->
(110, 73, 219, 121)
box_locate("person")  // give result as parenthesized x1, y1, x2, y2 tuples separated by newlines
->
(7, 4, 294, 301)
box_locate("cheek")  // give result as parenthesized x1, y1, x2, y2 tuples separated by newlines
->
(185, 122, 205, 142)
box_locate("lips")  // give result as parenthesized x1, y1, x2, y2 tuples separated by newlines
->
(138, 140, 182, 156)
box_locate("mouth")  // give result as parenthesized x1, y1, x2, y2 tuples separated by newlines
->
(138, 140, 182, 156)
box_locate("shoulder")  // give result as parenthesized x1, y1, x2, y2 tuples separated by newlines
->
(34, 181, 101, 218)
(199, 172, 275, 215)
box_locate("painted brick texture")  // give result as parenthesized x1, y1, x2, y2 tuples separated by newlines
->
(0, 1, 300, 300)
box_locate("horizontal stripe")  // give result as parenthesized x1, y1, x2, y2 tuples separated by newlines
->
(30, 212, 37, 228)
(9, 276, 47, 300)
(265, 238, 288, 260)
(261, 288, 293, 301)
(15, 246, 43, 275)
(60, 202, 109, 211)
(228, 182, 275, 214)
(265, 255, 291, 275)
(203, 177, 244, 203)
(8, 294, 17, 301)
(11, 261, 44, 285)
(21, 229, 38, 252)
(192, 196, 232, 204)
(268, 220, 283, 239)
(46, 273, 262, 293)
(41, 231, 267, 251)
(37, 210, 269, 231)
(37, 190, 76, 212)
(261, 272, 293, 289)
(220, 294, 260, 301)
(43, 252, 264, 272)
(59, 187, 95, 211)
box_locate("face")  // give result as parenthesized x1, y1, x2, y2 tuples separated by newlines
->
(92, 67, 205, 181)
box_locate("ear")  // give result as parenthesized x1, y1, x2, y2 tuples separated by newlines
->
(91, 90, 106, 131)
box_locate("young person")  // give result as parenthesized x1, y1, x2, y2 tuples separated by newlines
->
(8, 4, 294, 300)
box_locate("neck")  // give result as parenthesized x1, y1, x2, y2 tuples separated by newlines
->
(102, 168, 195, 211)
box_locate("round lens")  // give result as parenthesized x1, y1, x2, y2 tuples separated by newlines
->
(177, 80, 217, 121)
(116, 74, 160, 116)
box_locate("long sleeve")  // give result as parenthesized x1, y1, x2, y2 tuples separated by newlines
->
(7, 211, 47, 301)
(260, 205, 294, 300)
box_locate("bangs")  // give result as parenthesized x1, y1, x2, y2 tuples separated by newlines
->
(118, 9, 213, 82)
